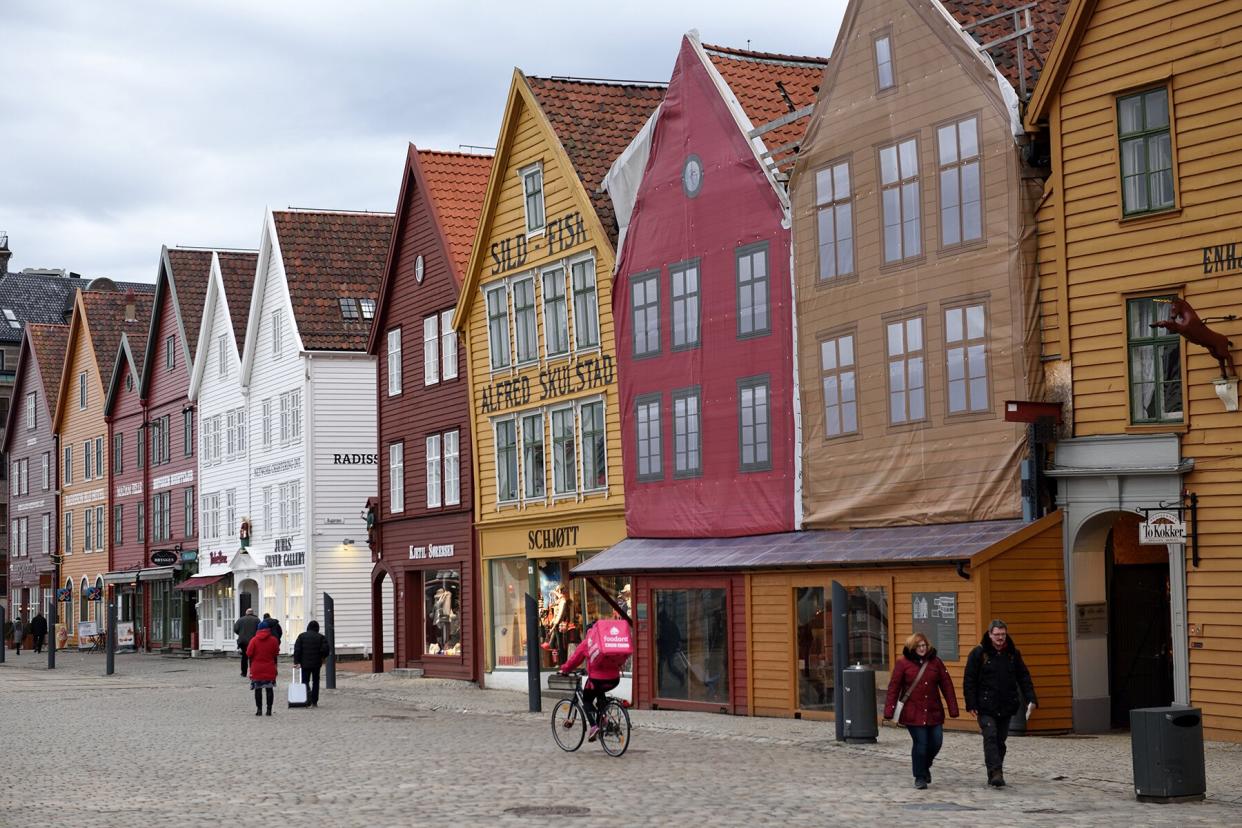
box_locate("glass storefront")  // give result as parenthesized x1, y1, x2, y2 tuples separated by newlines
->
(424, 569, 461, 656)
(795, 585, 889, 713)
(847, 586, 888, 668)
(490, 558, 528, 668)
(489, 557, 585, 670)
(653, 588, 729, 704)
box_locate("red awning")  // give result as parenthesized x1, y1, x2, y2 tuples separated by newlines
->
(174, 574, 228, 591)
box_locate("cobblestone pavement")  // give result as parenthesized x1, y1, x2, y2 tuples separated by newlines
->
(3, 650, 1240, 827)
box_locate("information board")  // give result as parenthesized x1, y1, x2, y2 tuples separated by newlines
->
(912, 592, 959, 661)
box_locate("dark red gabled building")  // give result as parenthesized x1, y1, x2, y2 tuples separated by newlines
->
(102, 329, 148, 637)
(368, 146, 491, 680)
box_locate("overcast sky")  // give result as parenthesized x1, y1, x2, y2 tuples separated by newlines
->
(1, 1, 846, 283)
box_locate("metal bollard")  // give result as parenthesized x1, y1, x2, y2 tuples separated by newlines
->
(526, 593, 541, 713)
(106, 601, 117, 676)
(48, 595, 57, 670)
(0, 606, 6, 664)
(324, 593, 336, 690)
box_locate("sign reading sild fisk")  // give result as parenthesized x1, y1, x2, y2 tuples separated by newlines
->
(1140, 509, 1186, 545)
(479, 355, 614, 414)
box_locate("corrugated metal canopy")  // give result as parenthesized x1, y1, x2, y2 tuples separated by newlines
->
(572, 519, 1031, 575)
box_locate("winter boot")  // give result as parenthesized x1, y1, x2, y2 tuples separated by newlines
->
(987, 768, 1006, 787)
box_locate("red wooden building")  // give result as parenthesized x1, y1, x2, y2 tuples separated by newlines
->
(369, 146, 491, 680)
(589, 33, 827, 712)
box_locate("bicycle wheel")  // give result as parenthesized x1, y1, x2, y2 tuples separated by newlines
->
(551, 698, 586, 752)
(598, 699, 631, 757)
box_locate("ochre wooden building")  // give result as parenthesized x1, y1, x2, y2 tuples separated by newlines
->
(453, 71, 662, 691)
(1026, 0, 1242, 740)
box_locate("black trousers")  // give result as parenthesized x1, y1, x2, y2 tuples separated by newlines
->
(253, 686, 274, 711)
(978, 713, 1012, 772)
(239, 646, 250, 676)
(303, 666, 322, 705)
(33, 634, 45, 653)
(582, 678, 619, 726)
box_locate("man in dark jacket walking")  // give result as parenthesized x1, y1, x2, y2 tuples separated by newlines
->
(30, 612, 48, 654)
(263, 613, 284, 644)
(233, 608, 260, 677)
(964, 619, 1037, 788)
(293, 620, 330, 707)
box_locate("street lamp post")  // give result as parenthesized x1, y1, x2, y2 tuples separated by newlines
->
(48, 553, 62, 670)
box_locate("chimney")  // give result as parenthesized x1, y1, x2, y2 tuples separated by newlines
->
(0, 232, 10, 275)
(124, 288, 137, 322)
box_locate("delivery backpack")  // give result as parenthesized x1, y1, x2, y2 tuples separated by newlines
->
(586, 620, 633, 672)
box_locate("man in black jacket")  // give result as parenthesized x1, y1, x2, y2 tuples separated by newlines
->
(293, 620, 330, 707)
(30, 612, 48, 654)
(233, 608, 260, 677)
(963, 619, 1037, 788)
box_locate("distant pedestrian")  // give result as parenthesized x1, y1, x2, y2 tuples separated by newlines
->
(11, 617, 24, 655)
(30, 612, 48, 654)
(246, 620, 281, 716)
(234, 608, 259, 677)
(293, 620, 330, 708)
(964, 620, 1037, 788)
(884, 632, 959, 789)
(262, 613, 283, 643)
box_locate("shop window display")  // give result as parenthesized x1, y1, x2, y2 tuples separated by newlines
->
(573, 557, 631, 673)
(424, 570, 461, 656)
(653, 589, 728, 704)
(539, 561, 580, 667)
(490, 558, 528, 668)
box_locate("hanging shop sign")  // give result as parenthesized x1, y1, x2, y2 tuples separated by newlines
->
(409, 543, 455, 560)
(912, 592, 959, 661)
(1139, 509, 1186, 545)
(150, 549, 179, 567)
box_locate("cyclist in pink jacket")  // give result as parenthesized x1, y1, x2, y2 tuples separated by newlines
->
(559, 623, 621, 742)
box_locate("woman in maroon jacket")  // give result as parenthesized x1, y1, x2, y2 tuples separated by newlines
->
(246, 621, 282, 716)
(884, 632, 959, 789)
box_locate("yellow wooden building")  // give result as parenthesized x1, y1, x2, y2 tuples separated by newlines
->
(1027, 0, 1242, 740)
(453, 71, 662, 689)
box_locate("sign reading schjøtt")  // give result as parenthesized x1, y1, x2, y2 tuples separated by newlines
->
(1139, 510, 1186, 545)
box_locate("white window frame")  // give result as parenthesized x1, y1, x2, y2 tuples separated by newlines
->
(217, 334, 229, 377)
(25, 391, 35, 430)
(443, 429, 460, 506)
(571, 255, 600, 351)
(440, 310, 457, 380)
(424, 315, 439, 386)
(550, 405, 577, 497)
(494, 416, 519, 504)
(520, 162, 546, 234)
(486, 283, 512, 370)
(79, 371, 87, 409)
(389, 442, 404, 514)
(578, 398, 607, 491)
(262, 398, 273, 447)
(426, 434, 442, 509)
(387, 328, 402, 395)
(271, 310, 284, 357)
(542, 265, 569, 358)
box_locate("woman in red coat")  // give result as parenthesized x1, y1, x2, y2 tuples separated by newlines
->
(884, 632, 959, 788)
(246, 621, 281, 716)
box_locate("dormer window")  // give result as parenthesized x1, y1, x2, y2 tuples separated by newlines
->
(339, 298, 360, 320)
(360, 298, 376, 320)
(521, 162, 545, 234)
(874, 34, 895, 92)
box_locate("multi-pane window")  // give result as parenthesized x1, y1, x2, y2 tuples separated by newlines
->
(631, 272, 660, 357)
(424, 315, 439, 385)
(226, 410, 238, 457)
(85, 508, 94, 551)
(136, 425, 145, 468)
(636, 395, 662, 481)
(486, 285, 511, 369)
(670, 260, 700, 349)
(495, 418, 518, 502)
(1128, 296, 1182, 423)
(262, 487, 273, 537)
(64, 511, 73, 555)
(184, 409, 194, 456)
(513, 277, 538, 363)
(202, 493, 219, 541)
(738, 376, 771, 472)
(25, 392, 35, 429)
(94, 504, 103, 550)
(154, 494, 170, 542)
(387, 328, 402, 395)
(338, 297, 360, 320)
(881, 138, 921, 263)
(95, 435, 104, 478)
(522, 412, 545, 499)
(262, 399, 273, 447)
(218, 334, 229, 377)
(389, 442, 405, 513)
(137, 502, 145, 543)
(874, 34, 894, 91)
(41, 514, 49, 555)
(938, 117, 982, 246)
(84, 439, 93, 480)
(165, 335, 175, 369)
(552, 407, 577, 496)
(271, 310, 284, 357)
(79, 372, 87, 409)
(149, 418, 163, 466)
(945, 304, 989, 413)
(579, 400, 606, 490)
(572, 259, 600, 350)
(184, 487, 195, 537)
(887, 317, 926, 424)
(736, 243, 770, 337)
(672, 388, 702, 478)
(361, 298, 376, 320)
(443, 430, 460, 506)
(114, 505, 123, 545)
(64, 445, 73, 485)
(280, 390, 302, 443)
(522, 163, 545, 233)
(41, 453, 49, 491)
(816, 162, 854, 280)
(279, 481, 303, 533)
(426, 434, 442, 509)
(1119, 88, 1174, 216)
(543, 267, 569, 357)
(440, 310, 457, 380)
(225, 489, 236, 540)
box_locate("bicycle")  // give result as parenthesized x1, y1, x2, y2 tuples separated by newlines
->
(549, 671, 631, 757)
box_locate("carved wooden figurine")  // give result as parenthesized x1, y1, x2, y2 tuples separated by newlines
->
(1152, 298, 1236, 378)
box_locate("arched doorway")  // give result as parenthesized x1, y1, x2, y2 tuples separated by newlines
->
(370, 564, 397, 673)
(237, 578, 258, 618)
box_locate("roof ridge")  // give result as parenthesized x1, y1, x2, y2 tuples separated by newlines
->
(528, 74, 668, 89)
(278, 208, 396, 217)
(702, 42, 830, 66)
(417, 148, 495, 160)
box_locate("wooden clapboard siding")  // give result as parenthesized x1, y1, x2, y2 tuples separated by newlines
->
(1036, 0, 1242, 740)
(790, 0, 1042, 530)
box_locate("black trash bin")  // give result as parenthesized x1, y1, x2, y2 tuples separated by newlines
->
(1130, 706, 1206, 803)
(842, 664, 877, 744)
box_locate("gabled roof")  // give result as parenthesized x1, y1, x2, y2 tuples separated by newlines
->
(0, 271, 80, 344)
(369, 145, 492, 355)
(103, 332, 144, 418)
(1, 323, 68, 452)
(218, 251, 259, 351)
(702, 43, 829, 154)
(1022, 0, 1096, 129)
(524, 76, 665, 247)
(163, 248, 214, 361)
(942, 0, 1070, 98)
(272, 210, 394, 352)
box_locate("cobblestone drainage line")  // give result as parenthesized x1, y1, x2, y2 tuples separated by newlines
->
(902, 803, 983, 812)
(504, 806, 591, 817)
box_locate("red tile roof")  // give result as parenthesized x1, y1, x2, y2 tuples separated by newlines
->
(28, 322, 70, 416)
(164, 248, 214, 363)
(524, 76, 665, 248)
(217, 251, 258, 352)
(273, 210, 395, 352)
(82, 288, 154, 390)
(702, 43, 829, 155)
(418, 150, 493, 283)
(941, 1, 1070, 95)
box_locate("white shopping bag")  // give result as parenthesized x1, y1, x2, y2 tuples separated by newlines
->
(287, 667, 308, 708)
